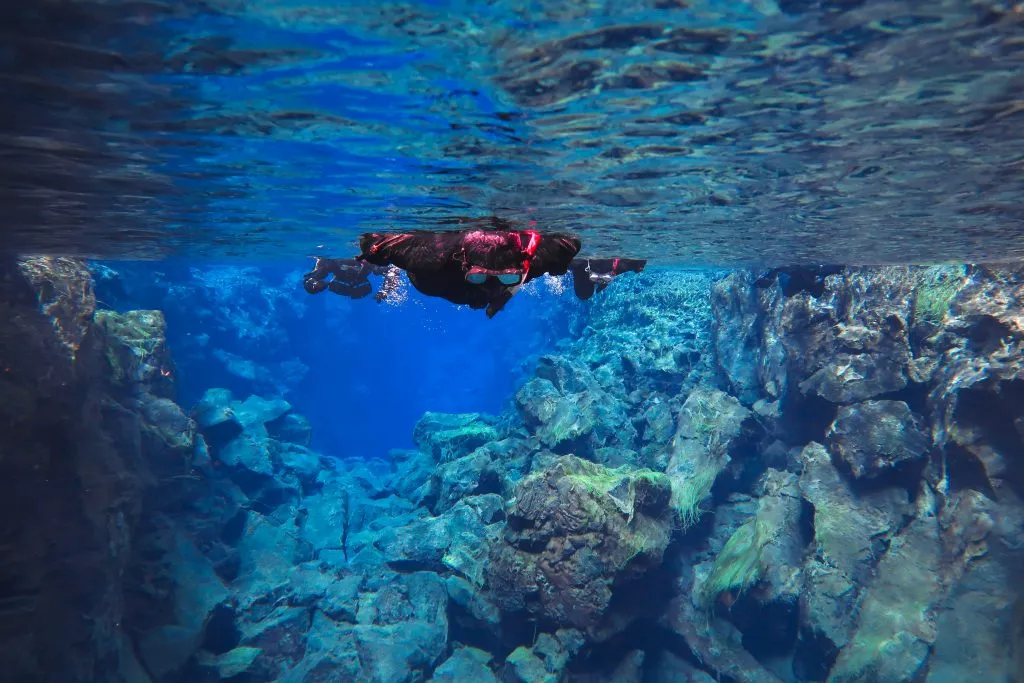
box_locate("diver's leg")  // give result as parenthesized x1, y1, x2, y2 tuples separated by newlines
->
(303, 258, 335, 294)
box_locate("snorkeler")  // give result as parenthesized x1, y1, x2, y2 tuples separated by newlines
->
(304, 229, 647, 316)
(302, 257, 390, 300)
(568, 257, 647, 300)
(356, 228, 582, 317)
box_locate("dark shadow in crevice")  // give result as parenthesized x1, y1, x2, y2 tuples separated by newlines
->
(569, 618, 731, 683)
(874, 379, 931, 419)
(949, 380, 1024, 499)
(200, 604, 241, 655)
(943, 442, 998, 500)
(778, 391, 837, 447)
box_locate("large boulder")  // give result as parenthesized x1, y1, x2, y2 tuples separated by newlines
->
(794, 443, 912, 679)
(413, 412, 500, 463)
(825, 400, 930, 480)
(515, 355, 637, 456)
(0, 258, 164, 682)
(136, 529, 231, 680)
(95, 309, 175, 398)
(487, 456, 674, 639)
(666, 388, 763, 530)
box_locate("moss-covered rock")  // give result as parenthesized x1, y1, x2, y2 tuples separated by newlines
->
(487, 456, 673, 637)
(666, 388, 761, 530)
(413, 411, 501, 463)
(795, 442, 911, 679)
(95, 309, 174, 397)
(828, 487, 944, 683)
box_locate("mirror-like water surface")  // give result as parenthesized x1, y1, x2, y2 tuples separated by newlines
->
(3, 0, 1024, 264)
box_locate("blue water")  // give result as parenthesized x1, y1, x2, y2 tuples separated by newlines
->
(95, 258, 584, 460)
(4, 0, 1024, 263)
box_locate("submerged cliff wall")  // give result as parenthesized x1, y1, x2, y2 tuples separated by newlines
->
(0, 257, 198, 683)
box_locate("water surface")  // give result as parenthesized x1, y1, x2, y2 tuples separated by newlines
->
(3, 0, 1024, 264)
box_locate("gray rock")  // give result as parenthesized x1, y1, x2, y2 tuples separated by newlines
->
(389, 448, 438, 507)
(515, 355, 638, 455)
(433, 449, 500, 513)
(267, 411, 312, 445)
(648, 651, 716, 683)
(276, 443, 322, 482)
(137, 531, 231, 679)
(825, 400, 930, 479)
(795, 443, 911, 680)
(503, 629, 585, 683)
(609, 649, 645, 683)
(828, 486, 945, 683)
(375, 499, 502, 587)
(643, 399, 676, 445)
(926, 489, 1024, 683)
(711, 268, 918, 405)
(430, 646, 497, 683)
(666, 388, 761, 530)
(413, 412, 499, 463)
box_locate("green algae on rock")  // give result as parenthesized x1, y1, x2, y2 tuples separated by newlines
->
(487, 456, 673, 637)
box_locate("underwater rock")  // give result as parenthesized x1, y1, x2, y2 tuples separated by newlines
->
(193, 389, 314, 484)
(643, 399, 676, 446)
(0, 257, 173, 682)
(827, 486, 945, 683)
(664, 499, 782, 683)
(353, 571, 449, 681)
(608, 649, 646, 683)
(487, 456, 673, 638)
(795, 442, 911, 679)
(648, 651, 716, 683)
(579, 270, 717, 396)
(274, 442, 323, 482)
(95, 309, 175, 398)
(138, 396, 199, 481)
(927, 488, 1024, 683)
(712, 268, 918, 406)
(780, 268, 916, 405)
(193, 388, 244, 447)
(711, 270, 785, 404)
(136, 529, 231, 680)
(388, 448, 440, 507)
(926, 265, 1024, 498)
(502, 629, 585, 683)
(375, 496, 503, 587)
(515, 356, 637, 455)
(666, 388, 761, 530)
(197, 646, 262, 679)
(16, 256, 97, 363)
(672, 470, 804, 678)
(444, 574, 502, 644)
(430, 646, 498, 683)
(237, 605, 315, 680)
(431, 448, 503, 513)
(515, 376, 595, 448)
(413, 411, 500, 463)
(266, 411, 313, 446)
(825, 400, 930, 479)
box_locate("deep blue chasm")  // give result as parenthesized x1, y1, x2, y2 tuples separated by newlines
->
(94, 259, 582, 461)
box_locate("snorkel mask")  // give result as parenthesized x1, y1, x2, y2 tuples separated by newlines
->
(463, 230, 540, 287)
